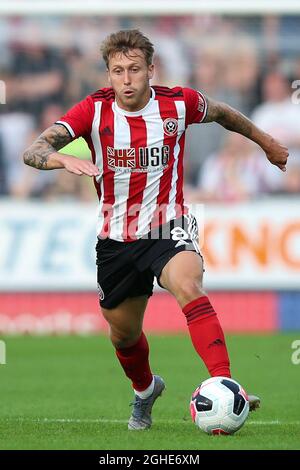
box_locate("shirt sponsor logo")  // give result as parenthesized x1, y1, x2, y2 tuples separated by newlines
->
(107, 145, 170, 171)
(107, 147, 136, 168)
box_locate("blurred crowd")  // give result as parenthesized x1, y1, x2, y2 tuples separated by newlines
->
(0, 14, 300, 202)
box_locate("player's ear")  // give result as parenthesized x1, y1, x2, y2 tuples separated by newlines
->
(107, 69, 111, 85)
(148, 64, 154, 80)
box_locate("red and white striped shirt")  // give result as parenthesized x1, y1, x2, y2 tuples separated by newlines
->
(56, 86, 207, 241)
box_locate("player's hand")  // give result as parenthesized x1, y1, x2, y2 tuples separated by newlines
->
(60, 154, 100, 177)
(263, 137, 289, 172)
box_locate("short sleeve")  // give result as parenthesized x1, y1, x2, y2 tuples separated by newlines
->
(55, 95, 94, 138)
(183, 88, 208, 126)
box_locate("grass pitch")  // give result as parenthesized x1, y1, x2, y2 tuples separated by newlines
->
(0, 333, 299, 450)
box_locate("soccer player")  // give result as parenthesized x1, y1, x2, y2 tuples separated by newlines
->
(24, 30, 288, 430)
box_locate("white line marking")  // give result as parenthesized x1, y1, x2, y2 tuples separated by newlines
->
(6, 418, 300, 426)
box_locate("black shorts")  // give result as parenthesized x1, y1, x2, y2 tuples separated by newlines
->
(95, 215, 202, 309)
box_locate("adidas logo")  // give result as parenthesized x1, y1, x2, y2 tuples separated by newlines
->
(208, 338, 224, 348)
(101, 126, 113, 136)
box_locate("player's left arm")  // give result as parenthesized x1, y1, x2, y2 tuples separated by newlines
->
(203, 96, 289, 172)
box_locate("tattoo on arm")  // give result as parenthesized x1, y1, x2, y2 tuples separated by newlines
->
(23, 124, 73, 170)
(203, 97, 253, 139)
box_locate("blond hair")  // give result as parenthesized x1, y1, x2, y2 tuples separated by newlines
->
(101, 29, 154, 67)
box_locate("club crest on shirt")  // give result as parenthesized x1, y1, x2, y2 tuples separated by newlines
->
(163, 118, 178, 136)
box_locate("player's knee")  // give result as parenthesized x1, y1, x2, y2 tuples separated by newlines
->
(174, 278, 205, 306)
(110, 332, 140, 350)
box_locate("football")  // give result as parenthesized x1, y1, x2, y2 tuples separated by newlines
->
(190, 376, 249, 435)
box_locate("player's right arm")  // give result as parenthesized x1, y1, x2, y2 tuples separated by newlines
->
(23, 124, 100, 177)
(23, 96, 100, 180)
